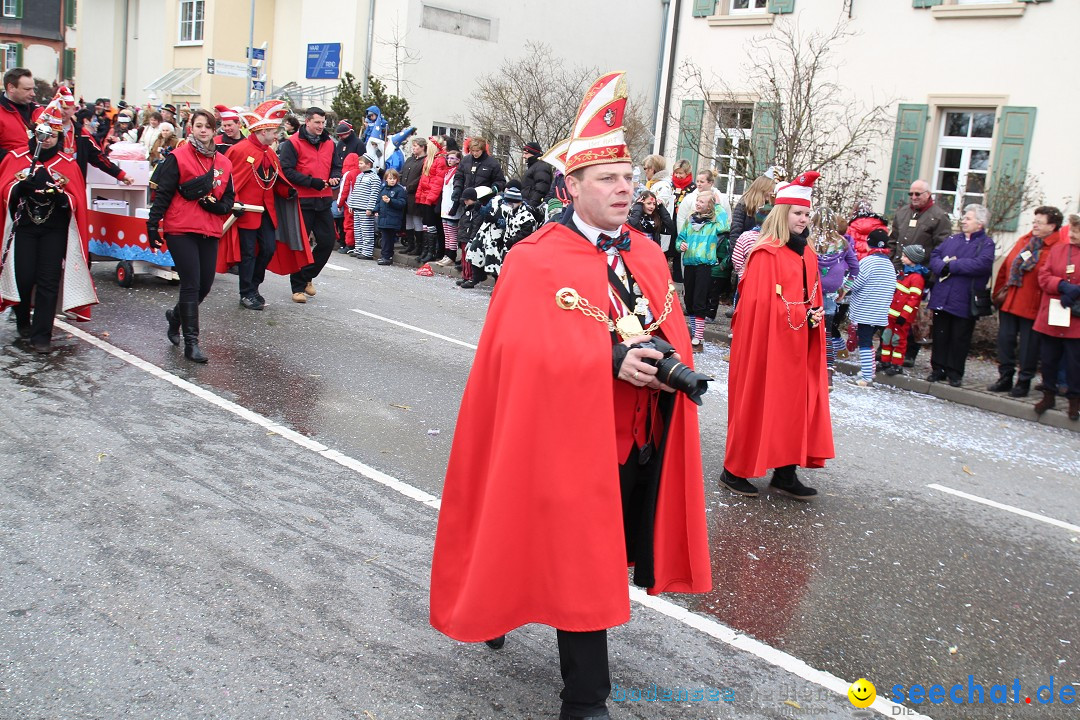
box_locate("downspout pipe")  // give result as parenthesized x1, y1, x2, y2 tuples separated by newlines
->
(362, 0, 375, 96)
(657, 0, 681, 156)
(119, 0, 130, 100)
(651, 0, 670, 146)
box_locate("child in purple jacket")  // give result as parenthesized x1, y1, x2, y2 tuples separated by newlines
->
(817, 218, 860, 385)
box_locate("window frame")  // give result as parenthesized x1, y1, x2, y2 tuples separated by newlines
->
(930, 108, 996, 217)
(2, 0, 18, 18)
(177, 0, 205, 46)
(729, 0, 769, 13)
(710, 103, 754, 199)
(431, 123, 466, 150)
(4, 44, 18, 71)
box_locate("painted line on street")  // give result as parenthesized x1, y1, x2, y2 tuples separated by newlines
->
(324, 262, 354, 272)
(58, 318, 923, 719)
(928, 483, 1080, 534)
(349, 308, 479, 350)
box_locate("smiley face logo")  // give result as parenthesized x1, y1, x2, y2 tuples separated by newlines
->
(848, 678, 876, 708)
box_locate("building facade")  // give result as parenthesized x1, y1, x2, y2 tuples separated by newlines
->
(668, 0, 1072, 241)
(0, 0, 76, 86)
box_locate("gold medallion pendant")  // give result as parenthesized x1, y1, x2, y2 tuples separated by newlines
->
(615, 313, 645, 338)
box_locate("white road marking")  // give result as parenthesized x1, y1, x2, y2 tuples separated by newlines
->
(324, 262, 354, 272)
(349, 308, 479, 350)
(56, 318, 927, 719)
(928, 483, 1080, 534)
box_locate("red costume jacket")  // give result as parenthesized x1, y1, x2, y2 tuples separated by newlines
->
(0, 147, 97, 320)
(888, 270, 926, 325)
(215, 134, 312, 275)
(0, 98, 36, 153)
(430, 221, 712, 643)
(162, 142, 233, 237)
(725, 241, 834, 478)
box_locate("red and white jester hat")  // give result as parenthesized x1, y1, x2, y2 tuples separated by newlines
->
(241, 100, 289, 132)
(773, 171, 821, 208)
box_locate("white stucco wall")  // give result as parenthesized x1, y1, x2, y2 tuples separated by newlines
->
(669, 0, 1078, 237)
(23, 44, 60, 84)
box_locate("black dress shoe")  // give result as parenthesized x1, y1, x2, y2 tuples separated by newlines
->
(30, 338, 52, 354)
(1009, 379, 1031, 397)
(559, 709, 610, 720)
(925, 372, 945, 383)
(948, 378, 962, 388)
(769, 470, 818, 501)
(719, 469, 758, 497)
(16, 322, 31, 339)
(460, 280, 477, 289)
(987, 375, 1013, 392)
(484, 635, 505, 649)
(883, 365, 901, 376)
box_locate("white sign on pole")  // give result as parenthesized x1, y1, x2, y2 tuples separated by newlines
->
(207, 58, 251, 79)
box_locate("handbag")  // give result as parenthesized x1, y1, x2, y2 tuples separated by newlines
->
(970, 282, 993, 317)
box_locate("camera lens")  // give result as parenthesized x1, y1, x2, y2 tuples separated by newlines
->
(653, 357, 711, 406)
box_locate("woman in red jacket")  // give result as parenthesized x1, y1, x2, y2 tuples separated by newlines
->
(413, 136, 448, 263)
(146, 109, 236, 363)
(1033, 213, 1080, 420)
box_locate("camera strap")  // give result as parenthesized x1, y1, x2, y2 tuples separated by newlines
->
(607, 261, 640, 320)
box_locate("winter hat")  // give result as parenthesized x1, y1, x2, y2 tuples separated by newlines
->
(522, 140, 543, 156)
(902, 244, 928, 265)
(867, 228, 890, 250)
(773, 171, 820, 207)
(502, 186, 523, 203)
(360, 153, 376, 166)
(336, 120, 354, 136)
(461, 188, 479, 202)
(53, 86, 76, 107)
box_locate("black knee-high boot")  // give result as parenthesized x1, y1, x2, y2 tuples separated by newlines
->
(179, 301, 208, 363)
(408, 231, 424, 256)
(401, 232, 415, 254)
(165, 304, 181, 346)
(418, 230, 437, 263)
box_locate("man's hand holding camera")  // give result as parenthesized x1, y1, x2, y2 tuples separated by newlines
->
(618, 335, 676, 392)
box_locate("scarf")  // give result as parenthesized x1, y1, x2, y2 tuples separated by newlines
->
(1006, 233, 1046, 287)
(672, 173, 694, 191)
(903, 263, 929, 279)
(689, 211, 714, 230)
(188, 135, 217, 158)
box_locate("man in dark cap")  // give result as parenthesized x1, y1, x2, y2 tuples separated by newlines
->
(520, 140, 553, 209)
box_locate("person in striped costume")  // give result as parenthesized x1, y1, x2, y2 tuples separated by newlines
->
(880, 245, 929, 375)
(346, 153, 380, 259)
(842, 228, 898, 386)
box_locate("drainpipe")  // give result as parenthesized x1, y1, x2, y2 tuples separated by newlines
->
(119, 0, 130, 100)
(362, 0, 375, 96)
(657, 0, 681, 155)
(651, 0, 670, 147)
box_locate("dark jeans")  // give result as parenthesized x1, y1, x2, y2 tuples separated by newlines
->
(857, 322, 883, 349)
(165, 233, 219, 305)
(996, 310, 1041, 382)
(379, 228, 396, 262)
(930, 310, 977, 382)
(1039, 334, 1080, 398)
(238, 213, 277, 298)
(682, 264, 712, 318)
(291, 204, 335, 293)
(12, 223, 67, 344)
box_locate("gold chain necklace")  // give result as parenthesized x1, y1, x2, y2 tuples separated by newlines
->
(556, 283, 676, 340)
(778, 280, 820, 331)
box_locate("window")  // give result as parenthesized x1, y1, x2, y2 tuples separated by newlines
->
(178, 0, 204, 44)
(2, 0, 19, 18)
(711, 104, 754, 197)
(4, 44, 18, 71)
(731, 0, 768, 12)
(932, 109, 994, 216)
(431, 123, 466, 149)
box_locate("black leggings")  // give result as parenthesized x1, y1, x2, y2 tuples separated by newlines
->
(166, 233, 219, 304)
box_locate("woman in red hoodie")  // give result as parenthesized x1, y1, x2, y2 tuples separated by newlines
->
(413, 136, 448, 263)
(336, 152, 360, 252)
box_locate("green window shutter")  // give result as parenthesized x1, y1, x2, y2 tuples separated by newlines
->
(676, 99, 705, 174)
(692, 0, 716, 17)
(988, 106, 1037, 232)
(63, 49, 75, 79)
(14, 0, 23, 19)
(912, 0, 943, 7)
(14, 42, 22, 67)
(65, 0, 77, 26)
(768, 0, 795, 13)
(751, 102, 777, 176)
(884, 104, 928, 214)
(1019, 0, 1050, 3)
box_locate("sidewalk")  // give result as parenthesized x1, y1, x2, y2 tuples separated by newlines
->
(384, 250, 1079, 434)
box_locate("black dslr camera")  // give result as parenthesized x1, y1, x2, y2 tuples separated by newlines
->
(630, 337, 712, 406)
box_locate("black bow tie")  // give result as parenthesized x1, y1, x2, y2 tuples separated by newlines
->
(597, 230, 631, 252)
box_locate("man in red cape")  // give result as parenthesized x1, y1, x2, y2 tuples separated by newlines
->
(216, 100, 311, 308)
(430, 72, 711, 720)
(0, 100, 97, 353)
(720, 171, 834, 499)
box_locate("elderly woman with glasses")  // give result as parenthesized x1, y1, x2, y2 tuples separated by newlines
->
(925, 204, 995, 387)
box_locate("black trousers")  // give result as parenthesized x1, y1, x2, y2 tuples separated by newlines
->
(13, 223, 67, 344)
(238, 213, 277, 298)
(1039, 334, 1080, 398)
(905, 321, 921, 362)
(165, 233, 219, 305)
(997, 310, 1041, 382)
(379, 228, 396, 261)
(558, 629, 610, 718)
(291, 204, 335, 293)
(682, 263, 712, 318)
(930, 310, 977, 382)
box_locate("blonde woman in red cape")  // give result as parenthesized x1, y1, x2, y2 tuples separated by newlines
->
(719, 171, 835, 500)
(0, 99, 97, 354)
(430, 72, 711, 720)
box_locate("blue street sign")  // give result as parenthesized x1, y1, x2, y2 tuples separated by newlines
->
(247, 47, 266, 61)
(251, 66, 259, 78)
(251, 80, 265, 91)
(305, 43, 341, 80)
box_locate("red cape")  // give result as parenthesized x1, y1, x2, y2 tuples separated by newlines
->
(216, 137, 312, 275)
(0, 148, 96, 320)
(724, 241, 834, 478)
(430, 222, 712, 643)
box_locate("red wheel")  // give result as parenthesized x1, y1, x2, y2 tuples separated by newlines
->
(116, 261, 134, 288)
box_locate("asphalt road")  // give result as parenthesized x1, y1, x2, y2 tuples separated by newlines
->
(1, 256, 1077, 720)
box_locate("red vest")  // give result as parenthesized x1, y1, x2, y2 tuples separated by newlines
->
(162, 142, 233, 238)
(288, 132, 333, 199)
(0, 103, 34, 152)
(225, 135, 285, 230)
